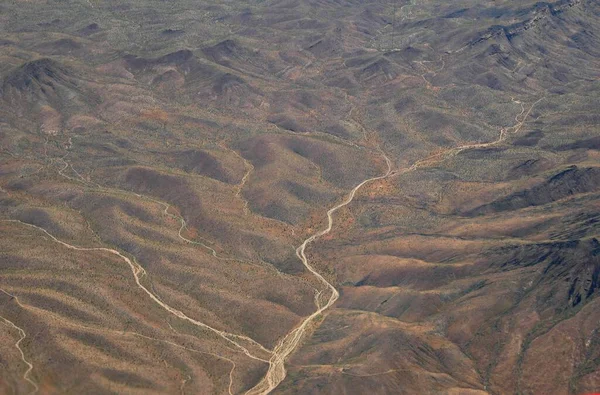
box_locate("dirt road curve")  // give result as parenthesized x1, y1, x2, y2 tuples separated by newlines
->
(245, 150, 393, 395)
(246, 96, 543, 395)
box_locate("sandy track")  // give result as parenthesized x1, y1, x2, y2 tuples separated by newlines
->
(246, 96, 544, 394)
(1, 95, 543, 394)
(1, 287, 238, 395)
(245, 150, 393, 395)
(2, 220, 271, 365)
(0, 312, 38, 394)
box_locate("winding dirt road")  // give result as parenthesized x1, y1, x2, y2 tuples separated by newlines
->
(245, 150, 393, 395)
(2, 220, 271, 365)
(0, 95, 543, 393)
(246, 96, 543, 394)
(0, 312, 38, 394)
(1, 287, 238, 395)
(390, 96, 544, 178)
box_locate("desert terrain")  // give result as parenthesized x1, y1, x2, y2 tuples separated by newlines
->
(0, 0, 599, 394)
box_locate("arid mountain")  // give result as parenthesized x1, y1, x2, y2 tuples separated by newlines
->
(0, 0, 599, 394)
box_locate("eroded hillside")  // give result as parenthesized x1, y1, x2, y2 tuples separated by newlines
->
(0, 0, 599, 394)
